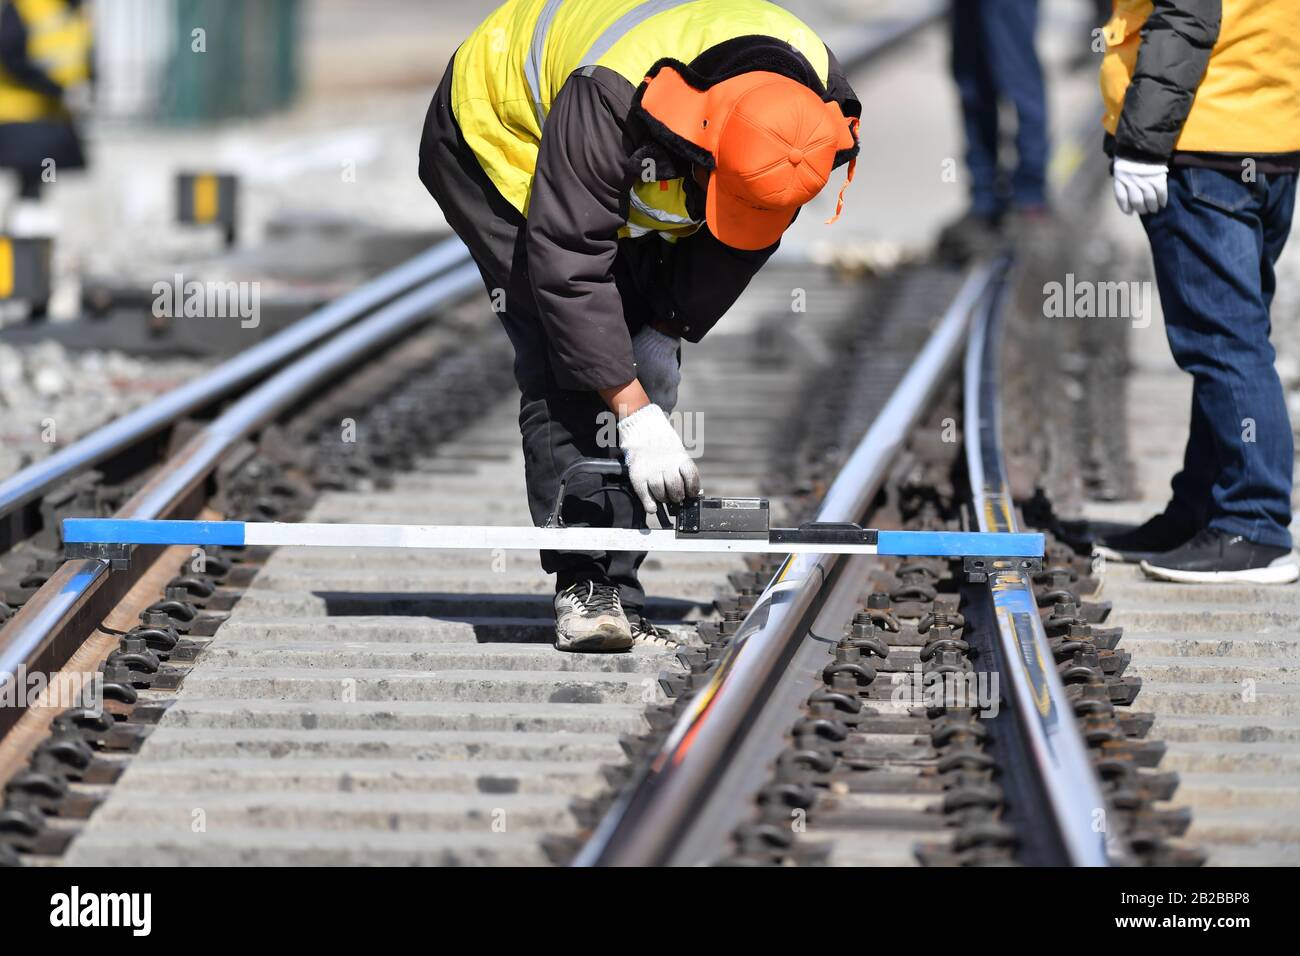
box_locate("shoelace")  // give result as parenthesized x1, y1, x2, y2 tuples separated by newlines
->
(627, 615, 661, 640)
(564, 582, 622, 616)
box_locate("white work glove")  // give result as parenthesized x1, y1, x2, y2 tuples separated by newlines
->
(1112, 158, 1169, 215)
(631, 325, 681, 413)
(617, 403, 702, 516)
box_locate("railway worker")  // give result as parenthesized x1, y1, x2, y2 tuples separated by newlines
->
(0, 0, 91, 235)
(1093, 0, 1300, 584)
(419, 0, 860, 650)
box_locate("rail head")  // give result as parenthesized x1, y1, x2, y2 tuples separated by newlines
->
(962, 263, 1126, 867)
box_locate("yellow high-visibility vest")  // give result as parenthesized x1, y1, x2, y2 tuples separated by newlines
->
(1100, 0, 1300, 154)
(0, 0, 91, 123)
(451, 0, 830, 239)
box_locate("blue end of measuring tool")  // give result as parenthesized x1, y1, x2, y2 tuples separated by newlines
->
(876, 530, 1043, 557)
(62, 519, 246, 547)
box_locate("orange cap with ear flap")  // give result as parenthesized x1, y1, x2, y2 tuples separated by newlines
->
(638, 63, 723, 156)
(640, 63, 862, 251)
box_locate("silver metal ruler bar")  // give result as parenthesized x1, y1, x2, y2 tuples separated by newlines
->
(62, 519, 1043, 559)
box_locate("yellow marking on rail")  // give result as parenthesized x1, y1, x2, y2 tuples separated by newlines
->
(993, 599, 1053, 717)
(0, 238, 12, 298)
(193, 174, 219, 224)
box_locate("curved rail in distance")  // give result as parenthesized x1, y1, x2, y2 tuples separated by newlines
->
(963, 267, 1124, 867)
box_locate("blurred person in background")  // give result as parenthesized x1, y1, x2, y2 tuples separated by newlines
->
(0, 0, 91, 237)
(936, 0, 1049, 264)
(1093, 0, 1300, 584)
(420, 0, 860, 652)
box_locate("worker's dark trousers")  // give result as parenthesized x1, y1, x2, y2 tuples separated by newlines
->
(949, 0, 1048, 215)
(1141, 166, 1297, 550)
(418, 59, 648, 610)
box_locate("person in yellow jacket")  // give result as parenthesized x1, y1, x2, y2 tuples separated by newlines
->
(0, 0, 90, 215)
(1092, 0, 1300, 583)
(419, 0, 861, 651)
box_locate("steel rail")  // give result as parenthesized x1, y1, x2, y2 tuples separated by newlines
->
(0, 264, 482, 737)
(963, 267, 1123, 867)
(0, 238, 471, 522)
(575, 261, 1004, 866)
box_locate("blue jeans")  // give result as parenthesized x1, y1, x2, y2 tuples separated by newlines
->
(950, 0, 1048, 216)
(1142, 165, 1297, 549)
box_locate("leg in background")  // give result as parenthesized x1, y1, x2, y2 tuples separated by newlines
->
(949, 0, 1003, 218)
(984, 0, 1048, 211)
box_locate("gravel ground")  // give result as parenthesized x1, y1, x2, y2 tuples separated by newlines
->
(0, 342, 206, 480)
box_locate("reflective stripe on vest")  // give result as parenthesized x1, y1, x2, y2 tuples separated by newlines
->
(623, 183, 701, 239)
(0, 0, 90, 123)
(452, 0, 830, 216)
(580, 0, 698, 73)
(525, 0, 565, 128)
(526, 0, 696, 127)
(628, 188, 694, 226)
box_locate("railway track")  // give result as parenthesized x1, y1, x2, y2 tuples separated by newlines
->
(0, 252, 903, 864)
(0, 8, 1243, 870)
(576, 258, 1199, 867)
(0, 239, 1202, 867)
(50, 260, 874, 865)
(4, 233, 1211, 868)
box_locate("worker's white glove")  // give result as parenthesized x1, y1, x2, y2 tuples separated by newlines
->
(631, 325, 681, 413)
(1112, 158, 1168, 215)
(617, 403, 701, 515)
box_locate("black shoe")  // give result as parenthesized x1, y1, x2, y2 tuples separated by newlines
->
(1139, 528, 1299, 584)
(1094, 512, 1198, 563)
(935, 210, 1002, 265)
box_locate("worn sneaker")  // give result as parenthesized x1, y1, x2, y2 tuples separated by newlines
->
(554, 582, 633, 652)
(1139, 528, 1300, 584)
(1094, 512, 1199, 563)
